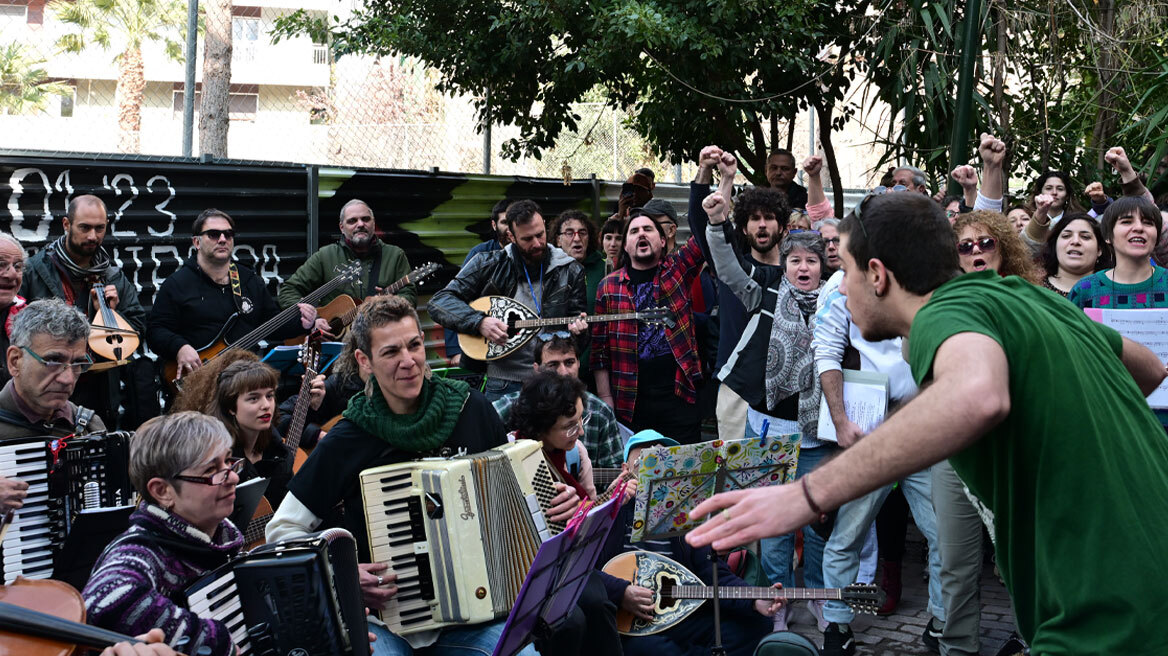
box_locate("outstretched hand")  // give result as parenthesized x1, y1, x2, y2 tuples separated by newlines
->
(685, 483, 817, 552)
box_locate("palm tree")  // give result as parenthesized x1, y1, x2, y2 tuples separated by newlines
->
(50, 0, 188, 153)
(0, 43, 71, 115)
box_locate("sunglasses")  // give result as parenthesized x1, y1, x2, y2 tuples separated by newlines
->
(198, 229, 235, 241)
(536, 331, 572, 342)
(957, 237, 997, 255)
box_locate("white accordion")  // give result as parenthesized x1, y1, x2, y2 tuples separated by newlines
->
(359, 439, 562, 635)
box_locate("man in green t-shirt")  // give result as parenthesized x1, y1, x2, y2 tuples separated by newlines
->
(687, 191, 1168, 654)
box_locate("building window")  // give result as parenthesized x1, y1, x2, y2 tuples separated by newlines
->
(59, 89, 74, 117)
(173, 89, 259, 122)
(0, 4, 27, 24)
(232, 17, 260, 63)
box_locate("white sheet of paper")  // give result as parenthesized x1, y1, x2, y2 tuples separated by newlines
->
(1096, 309, 1168, 409)
(817, 370, 890, 442)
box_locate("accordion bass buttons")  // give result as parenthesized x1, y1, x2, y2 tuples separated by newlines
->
(475, 587, 487, 599)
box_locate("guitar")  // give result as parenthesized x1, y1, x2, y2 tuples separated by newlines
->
(285, 262, 442, 345)
(457, 296, 673, 361)
(242, 339, 321, 550)
(162, 261, 362, 386)
(602, 550, 883, 635)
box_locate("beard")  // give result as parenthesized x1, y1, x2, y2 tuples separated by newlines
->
(346, 230, 374, 251)
(746, 232, 776, 254)
(68, 235, 98, 257)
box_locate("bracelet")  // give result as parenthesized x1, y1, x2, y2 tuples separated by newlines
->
(801, 476, 827, 522)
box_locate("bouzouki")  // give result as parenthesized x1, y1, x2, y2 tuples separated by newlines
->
(602, 550, 883, 635)
(87, 282, 140, 366)
(286, 262, 442, 345)
(242, 338, 322, 550)
(457, 296, 673, 361)
(162, 261, 362, 386)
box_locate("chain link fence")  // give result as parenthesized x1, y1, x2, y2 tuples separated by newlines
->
(0, 0, 691, 185)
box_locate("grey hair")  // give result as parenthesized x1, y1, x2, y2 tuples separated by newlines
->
(779, 231, 827, 267)
(131, 412, 233, 505)
(811, 218, 840, 231)
(894, 166, 929, 191)
(10, 298, 88, 348)
(0, 232, 23, 254)
(339, 199, 374, 223)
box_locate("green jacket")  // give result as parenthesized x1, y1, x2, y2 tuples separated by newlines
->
(582, 249, 606, 313)
(277, 241, 417, 309)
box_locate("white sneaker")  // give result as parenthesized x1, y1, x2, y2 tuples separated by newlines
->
(808, 599, 828, 631)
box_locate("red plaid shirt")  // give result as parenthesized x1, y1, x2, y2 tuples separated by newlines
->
(590, 238, 705, 424)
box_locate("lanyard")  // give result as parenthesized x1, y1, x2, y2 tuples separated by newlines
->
(523, 260, 544, 317)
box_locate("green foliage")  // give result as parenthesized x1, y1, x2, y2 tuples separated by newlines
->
(50, 0, 189, 62)
(0, 43, 71, 115)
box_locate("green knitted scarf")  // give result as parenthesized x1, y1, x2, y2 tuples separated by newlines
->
(343, 376, 471, 452)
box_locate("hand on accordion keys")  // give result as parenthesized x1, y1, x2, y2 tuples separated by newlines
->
(359, 562, 398, 610)
(546, 482, 582, 524)
(0, 476, 29, 512)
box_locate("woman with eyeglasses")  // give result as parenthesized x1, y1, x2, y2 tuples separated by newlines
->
(1040, 213, 1109, 297)
(953, 211, 1042, 283)
(508, 371, 600, 500)
(83, 412, 245, 656)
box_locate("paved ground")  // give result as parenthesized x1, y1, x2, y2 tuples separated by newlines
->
(783, 529, 1018, 656)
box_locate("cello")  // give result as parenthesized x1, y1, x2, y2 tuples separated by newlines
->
(88, 283, 140, 366)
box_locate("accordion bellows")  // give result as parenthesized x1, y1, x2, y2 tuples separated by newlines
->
(360, 439, 556, 635)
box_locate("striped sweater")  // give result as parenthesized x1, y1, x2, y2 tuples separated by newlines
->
(82, 503, 243, 656)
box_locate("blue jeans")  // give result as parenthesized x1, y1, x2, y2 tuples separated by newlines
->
(757, 443, 834, 589)
(369, 620, 538, 656)
(821, 465, 946, 625)
(483, 378, 524, 403)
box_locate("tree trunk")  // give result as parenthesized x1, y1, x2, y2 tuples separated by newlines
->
(200, 0, 233, 158)
(115, 45, 145, 154)
(1090, 0, 1119, 169)
(814, 100, 844, 216)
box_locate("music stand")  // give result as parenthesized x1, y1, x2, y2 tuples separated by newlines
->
(492, 495, 622, 656)
(53, 504, 134, 590)
(629, 435, 800, 656)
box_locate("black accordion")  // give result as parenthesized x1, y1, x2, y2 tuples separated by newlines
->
(0, 432, 133, 586)
(185, 528, 370, 656)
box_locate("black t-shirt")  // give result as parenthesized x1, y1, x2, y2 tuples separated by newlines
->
(235, 425, 294, 512)
(285, 389, 507, 561)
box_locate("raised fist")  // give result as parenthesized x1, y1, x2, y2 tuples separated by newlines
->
(703, 191, 729, 223)
(802, 155, 823, 177)
(1084, 181, 1106, 204)
(1104, 146, 1133, 175)
(1034, 193, 1054, 212)
(951, 165, 978, 189)
(717, 151, 737, 179)
(978, 133, 1006, 167)
(698, 145, 724, 170)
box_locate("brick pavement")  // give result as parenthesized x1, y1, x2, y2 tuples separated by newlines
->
(783, 530, 1018, 656)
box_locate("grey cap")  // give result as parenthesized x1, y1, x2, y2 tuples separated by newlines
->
(639, 198, 678, 225)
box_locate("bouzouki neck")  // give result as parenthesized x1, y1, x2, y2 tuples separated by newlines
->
(513, 311, 654, 330)
(668, 585, 844, 601)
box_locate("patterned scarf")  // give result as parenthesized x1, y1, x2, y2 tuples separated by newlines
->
(765, 277, 824, 441)
(343, 375, 470, 452)
(49, 235, 113, 279)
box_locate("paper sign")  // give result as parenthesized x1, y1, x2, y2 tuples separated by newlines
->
(817, 369, 891, 442)
(1085, 308, 1168, 409)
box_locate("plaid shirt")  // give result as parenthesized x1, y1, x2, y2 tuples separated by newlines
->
(493, 390, 625, 468)
(591, 237, 705, 424)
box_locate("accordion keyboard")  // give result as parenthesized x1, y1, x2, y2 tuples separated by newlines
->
(186, 569, 253, 654)
(0, 441, 56, 582)
(362, 467, 437, 634)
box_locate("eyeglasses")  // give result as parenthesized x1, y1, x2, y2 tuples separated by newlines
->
(198, 229, 235, 241)
(536, 331, 572, 342)
(945, 209, 960, 219)
(172, 458, 245, 486)
(565, 412, 591, 439)
(823, 237, 841, 246)
(0, 259, 24, 273)
(20, 346, 93, 374)
(559, 229, 588, 239)
(956, 237, 997, 255)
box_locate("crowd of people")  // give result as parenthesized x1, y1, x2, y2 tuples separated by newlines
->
(0, 132, 1166, 656)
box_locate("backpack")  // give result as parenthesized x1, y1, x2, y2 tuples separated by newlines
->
(754, 631, 818, 656)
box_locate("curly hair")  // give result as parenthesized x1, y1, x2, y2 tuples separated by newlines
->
(507, 372, 585, 442)
(551, 209, 599, 254)
(952, 211, 1043, 284)
(1041, 213, 1110, 277)
(170, 349, 262, 414)
(733, 186, 791, 238)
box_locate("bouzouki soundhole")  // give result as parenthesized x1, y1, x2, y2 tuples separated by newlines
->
(655, 573, 679, 611)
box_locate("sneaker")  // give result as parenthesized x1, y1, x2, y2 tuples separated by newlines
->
(921, 616, 944, 653)
(807, 599, 828, 631)
(772, 603, 789, 632)
(822, 622, 856, 656)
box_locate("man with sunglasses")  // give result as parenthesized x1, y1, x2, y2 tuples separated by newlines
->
(491, 332, 625, 468)
(688, 191, 1168, 655)
(147, 209, 325, 381)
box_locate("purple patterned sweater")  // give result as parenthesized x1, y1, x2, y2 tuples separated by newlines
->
(82, 503, 243, 656)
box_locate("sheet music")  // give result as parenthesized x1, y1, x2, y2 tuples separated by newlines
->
(1086, 308, 1168, 409)
(816, 370, 891, 442)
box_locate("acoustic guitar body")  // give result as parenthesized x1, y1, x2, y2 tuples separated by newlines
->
(602, 550, 704, 636)
(245, 497, 275, 551)
(457, 296, 539, 361)
(162, 339, 228, 389)
(284, 294, 359, 345)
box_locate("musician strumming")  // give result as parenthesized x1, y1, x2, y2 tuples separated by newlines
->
(429, 199, 587, 401)
(277, 198, 417, 310)
(146, 209, 326, 380)
(20, 194, 146, 427)
(0, 231, 28, 388)
(83, 412, 245, 656)
(266, 295, 568, 655)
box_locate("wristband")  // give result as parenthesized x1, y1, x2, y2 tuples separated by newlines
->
(801, 476, 827, 522)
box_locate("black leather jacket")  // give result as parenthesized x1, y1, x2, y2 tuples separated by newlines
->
(429, 244, 586, 334)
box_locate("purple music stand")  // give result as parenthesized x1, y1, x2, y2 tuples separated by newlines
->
(492, 494, 622, 656)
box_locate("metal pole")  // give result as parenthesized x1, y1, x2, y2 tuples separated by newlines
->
(673, 163, 682, 184)
(804, 108, 816, 186)
(482, 88, 491, 174)
(947, 0, 985, 195)
(181, 0, 198, 157)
